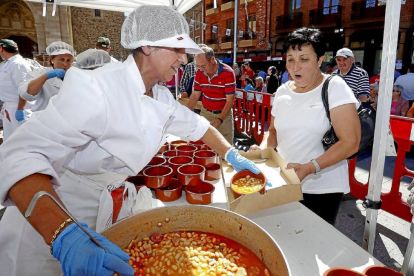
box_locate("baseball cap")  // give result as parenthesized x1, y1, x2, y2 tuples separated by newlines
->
(121, 5, 203, 55)
(0, 39, 18, 50)
(96, 37, 111, 48)
(46, 41, 74, 56)
(334, 48, 354, 59)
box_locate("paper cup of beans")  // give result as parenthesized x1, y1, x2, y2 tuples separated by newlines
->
(230, 170, 266, 199)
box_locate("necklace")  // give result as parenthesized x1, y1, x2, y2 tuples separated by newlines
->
(295, 73, 323, 91)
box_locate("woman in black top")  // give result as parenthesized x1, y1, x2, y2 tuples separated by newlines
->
(267, 66, 279, 94)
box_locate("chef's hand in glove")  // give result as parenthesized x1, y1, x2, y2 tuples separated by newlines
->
(15, 109, 28, 122)
(46, 69, 66, 80)
(52, 222, 134, 276)
(225, 147, 272, 187)
(225, 148, 260, 174)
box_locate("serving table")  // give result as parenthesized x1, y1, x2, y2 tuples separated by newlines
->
(148, 137, 383, 275)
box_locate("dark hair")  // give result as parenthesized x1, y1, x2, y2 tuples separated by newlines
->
(244, 77, 253, 85)
(326, 63, 333, 68)
(2, 46, 18, 54)
(283, 27, 326, 59)
(268, 66, 277, 75)
(409, 63, 414, 72)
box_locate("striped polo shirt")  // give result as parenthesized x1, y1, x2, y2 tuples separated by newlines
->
(193, 60, 236, 111)
(332, 64, 370, 99)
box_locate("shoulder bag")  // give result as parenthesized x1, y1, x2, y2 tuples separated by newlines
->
(321, 75, 376, 160)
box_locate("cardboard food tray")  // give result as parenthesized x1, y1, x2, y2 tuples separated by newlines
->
(178, 98, 202, 110)
(222, 148, 303, 215)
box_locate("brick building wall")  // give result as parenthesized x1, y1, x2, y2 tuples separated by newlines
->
(204, 0, 271, 56)
(71, 7, 128, 60)
(184, 2, 204, 44)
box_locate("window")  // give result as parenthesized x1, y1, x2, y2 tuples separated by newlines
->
(195, 13, 201, 30)
(287, 0, 301, 14)
(227, 19, 234, 36)
(94, 9, 101, 18)
(211, 24, 218, 40)
(322, 0, 339, 14)
(247, 15, 256, 34)
(366, 0, 386, 8)
(195, 36, 200, 44)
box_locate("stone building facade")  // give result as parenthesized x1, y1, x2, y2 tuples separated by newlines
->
(0, 0, 126, 62)
(71, 7, 128, 60)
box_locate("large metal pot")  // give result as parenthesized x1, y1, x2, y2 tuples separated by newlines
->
(101, 205, 290, 276)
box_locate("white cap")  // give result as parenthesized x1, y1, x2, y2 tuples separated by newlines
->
(46, 41, 74, 56)
(75, 49, 111, 69)
(121, 5, 203, 55)
(334, 48, 354, 59)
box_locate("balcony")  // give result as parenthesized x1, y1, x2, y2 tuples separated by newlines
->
(207, 38, 219, 50)
(276, 12, 303, 31)
(351, 1, 386, 21)
(238, 32, 257, 48)
(221, 37, 234, 49)
(221, 0, 235, 11)
(309, 5, 343, 27)
(206, 3, 219, 16)
(239, 0, 255, 5)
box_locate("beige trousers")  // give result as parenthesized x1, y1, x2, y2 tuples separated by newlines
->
(201, 106, 234, 145)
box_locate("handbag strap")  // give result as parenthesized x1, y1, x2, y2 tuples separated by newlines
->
(321, 75, 335, 123)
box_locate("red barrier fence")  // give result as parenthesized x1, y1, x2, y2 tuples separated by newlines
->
(348, 115, 412, 222)
(233, 89, 274, 143)
(232, 92, 412, 222)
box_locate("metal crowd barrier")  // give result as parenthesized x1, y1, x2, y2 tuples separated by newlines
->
(232, 91, 412, 222)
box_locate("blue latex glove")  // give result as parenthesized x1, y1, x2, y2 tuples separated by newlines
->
(52, 222, 134, 276)
(225, 148, 272, 187)
(46, 68, 66, 80)
(15, 109, 28, 122)
(225, 147, 260, 174)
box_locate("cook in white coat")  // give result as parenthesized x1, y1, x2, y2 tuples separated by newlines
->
(0, 39, 32, 141)
(75, 48, 111, 70)
(18, 41, 74, 115)
(0, 5, 262, 276)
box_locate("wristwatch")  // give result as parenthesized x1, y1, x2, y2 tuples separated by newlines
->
(217, 118, 223, 124)
(310, 159, 321, 175)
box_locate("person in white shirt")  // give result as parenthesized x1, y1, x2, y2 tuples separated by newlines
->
(18, 41, 74, 115)
(250, 27, 360, 225)
(0, 5, 261, 276)
(0, 39, 32, 141)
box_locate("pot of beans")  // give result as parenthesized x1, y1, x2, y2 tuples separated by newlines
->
(102, 205, 290, 276)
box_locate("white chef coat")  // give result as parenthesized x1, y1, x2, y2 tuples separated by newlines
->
(0, 54, 31, 102)
(0, 54, 32, 140)
(18, 67, 63, 113)
(0, 54, 210, 275)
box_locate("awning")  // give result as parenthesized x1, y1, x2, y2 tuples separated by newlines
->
(26, 0, 201, 14)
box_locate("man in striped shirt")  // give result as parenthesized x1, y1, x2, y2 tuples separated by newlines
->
(332, 48, 370, 102)
(187, 46, 236, 144)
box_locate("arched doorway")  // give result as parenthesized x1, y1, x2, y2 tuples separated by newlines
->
(0, 0, 37, 60)
(5, 35, 36, 58)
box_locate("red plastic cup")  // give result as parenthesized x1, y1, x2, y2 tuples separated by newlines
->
(177, 164, 205, 186)
(168, 156, 193, 176)
(143, 166, 173, 189)
(176, 145, 198, 157)
(193, 150, 218, 167)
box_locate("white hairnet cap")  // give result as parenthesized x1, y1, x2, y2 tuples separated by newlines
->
(75, 49, 111, 69)
(121, 5, 203, 54)
(46, 41, 74, 56)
